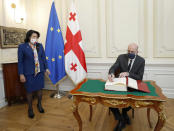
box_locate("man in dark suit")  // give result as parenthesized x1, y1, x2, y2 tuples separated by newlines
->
(108, 43, 145, 131)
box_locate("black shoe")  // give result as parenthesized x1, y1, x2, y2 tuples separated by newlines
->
(123, 113, 131, 125)
(28, 109, 34, 119)
(37, 104, 45, 113)
(114, 119, 126, 131)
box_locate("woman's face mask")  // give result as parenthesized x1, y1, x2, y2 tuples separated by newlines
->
(30, 33, 38, 44)
(30, 38, 37, 44)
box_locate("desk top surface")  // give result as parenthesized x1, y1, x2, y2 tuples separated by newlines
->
(70, 79, 167, 101)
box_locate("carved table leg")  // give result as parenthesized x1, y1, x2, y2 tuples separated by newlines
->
(72, 103, 82, 131)
(154, 103, 166, 131)
(89, 105, 92, 121)
(147, 108, 152, 128)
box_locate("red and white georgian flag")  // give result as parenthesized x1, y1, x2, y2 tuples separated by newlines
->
(64, 2, 87, 85)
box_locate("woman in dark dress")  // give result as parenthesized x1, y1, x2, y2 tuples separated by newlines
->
(18, 30, 50, 118)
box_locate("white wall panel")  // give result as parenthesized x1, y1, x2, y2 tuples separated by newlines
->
(106, 0, 146, 57)
(154, 0, 174, 57)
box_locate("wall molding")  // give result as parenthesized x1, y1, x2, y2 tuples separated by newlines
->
(154, 0, 174, 57)
(0, 71, 7, 109)
(0, 98, 7, 108)
(59, 0, 103, 58)
(106, 0, 147, 58)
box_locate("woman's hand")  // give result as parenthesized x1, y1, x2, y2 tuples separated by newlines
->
(45, 69, 51, 76)
(20, 74, 26, 83)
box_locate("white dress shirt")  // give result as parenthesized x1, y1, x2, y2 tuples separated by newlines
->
(128, 55, 136, 72)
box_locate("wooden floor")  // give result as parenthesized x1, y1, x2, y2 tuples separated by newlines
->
(0, 90, 174, 131)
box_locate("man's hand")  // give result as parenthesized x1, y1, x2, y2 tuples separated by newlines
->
(108, 74, 115, 82)
(20, 74, 26, 83)
(45, 69, 51, 76)
(119, 72, 129, 78)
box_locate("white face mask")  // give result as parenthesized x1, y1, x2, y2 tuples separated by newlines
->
(30, 38, 37, 44)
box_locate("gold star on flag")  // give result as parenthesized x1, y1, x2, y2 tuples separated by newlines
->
(59, 55, 62, 59)
(46, 56, 49, 60)
(52, 58, 55, 62)
(57, 29, 60, 33)
(50, 27, 54, 31)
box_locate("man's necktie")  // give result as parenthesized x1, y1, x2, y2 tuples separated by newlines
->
(128, 59, 132, 72)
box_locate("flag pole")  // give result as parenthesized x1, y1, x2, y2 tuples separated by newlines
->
(49, 76, 67, 99)
(53, 84, 63, 98)
(47, 0, 66, 99)
(50, 83, 66, 99)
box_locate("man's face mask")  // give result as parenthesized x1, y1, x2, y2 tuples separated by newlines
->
(30, 38, 37, 44)
(128, 53, 136, 59)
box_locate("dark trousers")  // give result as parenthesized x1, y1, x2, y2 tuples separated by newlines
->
(110, 106, 132, 120)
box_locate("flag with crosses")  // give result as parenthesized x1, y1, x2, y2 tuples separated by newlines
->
(64, 2, 87, 85)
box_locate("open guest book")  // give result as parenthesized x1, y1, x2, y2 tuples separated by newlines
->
(105, 77, 150, 93)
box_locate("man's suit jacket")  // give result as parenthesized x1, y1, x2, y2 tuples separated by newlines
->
(18, 42, 48, 75)
(109, 54, 145, 80)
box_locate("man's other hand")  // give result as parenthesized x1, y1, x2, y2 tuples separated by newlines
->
(119, 72, 129, 78)
(108, 74, 115, 82)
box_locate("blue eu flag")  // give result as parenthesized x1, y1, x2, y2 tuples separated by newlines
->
(45, 1, 66, 85)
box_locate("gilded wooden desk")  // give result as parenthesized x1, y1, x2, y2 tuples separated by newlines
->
(70, 79, 167, 131)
